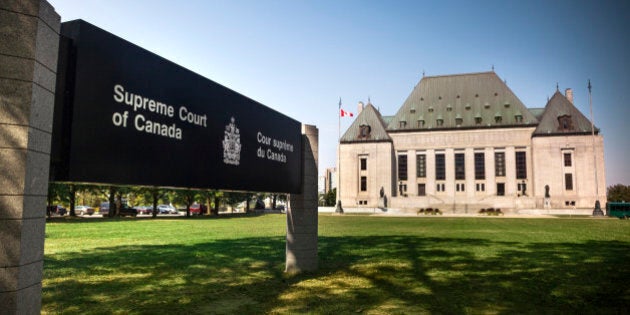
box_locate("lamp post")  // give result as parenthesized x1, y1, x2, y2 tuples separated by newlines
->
(589, 80, 604, 216)
(336, 98, 344, 214)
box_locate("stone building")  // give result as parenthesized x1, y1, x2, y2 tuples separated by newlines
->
(338, 71, 606, 213)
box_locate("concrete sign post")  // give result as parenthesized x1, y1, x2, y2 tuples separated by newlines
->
(0, 0, 60, 313)
(286, 125, 318, 272)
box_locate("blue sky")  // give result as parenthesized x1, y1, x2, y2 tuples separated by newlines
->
(49, 0, 629, 186)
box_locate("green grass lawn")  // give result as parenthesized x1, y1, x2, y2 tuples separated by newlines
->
(42, 214, 630, 314)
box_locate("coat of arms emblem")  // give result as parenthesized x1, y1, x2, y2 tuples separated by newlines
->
(222, 117, 241, 165)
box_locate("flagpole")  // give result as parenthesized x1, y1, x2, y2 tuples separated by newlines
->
(589, 80, 603, 216)
(336, 98, 344, 213)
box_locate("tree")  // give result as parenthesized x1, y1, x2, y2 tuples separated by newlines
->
(198, 190, 218, 216)
(174, 189, 198, 217)
(607, 184, 630, 202)
(324, 188, 336, 206)
(212, 191, 223, 215)
(47, 182, 70, 217)
(138, 187, 165, 218)
(68, 184, 76, 216)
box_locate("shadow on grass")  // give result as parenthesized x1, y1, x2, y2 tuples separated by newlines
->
(43, 236, 630, 314)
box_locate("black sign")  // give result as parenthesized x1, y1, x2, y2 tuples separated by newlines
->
(51, 20, 302, 193)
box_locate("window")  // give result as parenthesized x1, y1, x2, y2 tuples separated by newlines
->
(436, 119, 444, 126)
(564, 153, 572, 167)
(358, 124, 371, 139)
(475, 116, 482, 125)
(516, 151, 527, 179)
(495, 152, 505, 177)
(475, 153, 485, 180)
(418, 184, 426, 196)
(417, 120, 424, 128)
(436, 183, 445, 192)
(455, 117, 463, 126)
(497, 183, 505, 196)
(360, 157, 367, 171)
(495, 115, 502, 124)
(416, 154, 426, 178)
(398, 155, 408, 181)
(476, 183, 485, 192)
(399, 121, 407, 128)
(455, 153, 465, 180)
(558, 115, 574, 131)
(435, 153, 445, 180)
(456, 183, 465, 192)
(360, 176, 367, 191)
(565, 173, 573, 190)
(515, 114, 523, 123)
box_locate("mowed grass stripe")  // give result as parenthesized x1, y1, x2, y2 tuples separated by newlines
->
(43, 214, 630, 314)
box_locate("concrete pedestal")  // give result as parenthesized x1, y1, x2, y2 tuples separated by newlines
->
(286, 124, 318, 273)
(0, 1, 59, 313)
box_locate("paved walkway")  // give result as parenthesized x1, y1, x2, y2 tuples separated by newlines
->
(318, 207, 607, 218)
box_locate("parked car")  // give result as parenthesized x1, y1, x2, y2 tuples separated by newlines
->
(157, 204, 178, 214)
(189, 203, 207, 215)
(75, 205, 95, 216)
(100, 202, 137, 217)
(99, 202, 110, 215)
(134, 205, 153, 215)
(119, 205, 138, 217)
(46, 205, 66, 216)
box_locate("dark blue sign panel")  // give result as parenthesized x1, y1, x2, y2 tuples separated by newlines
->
(52, 20, 302, 193)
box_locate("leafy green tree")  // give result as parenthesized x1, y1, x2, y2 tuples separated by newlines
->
(213, 191, 222, 215)
(607, 184, 630, 202)
(47, 182, 70, 217)
(174, 189, 199, 217)
(138, 187, 166, 218)
(324, 188, 336, 206)
(198, 190, 218, 216)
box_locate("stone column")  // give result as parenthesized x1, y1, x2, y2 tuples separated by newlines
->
(286, 124, 318, 273)
(426, 149, 435, 195)
(407, 150, 417, 196)
(0, 0, 59, 313)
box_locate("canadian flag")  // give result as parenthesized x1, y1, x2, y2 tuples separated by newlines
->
(340, 109, 354, 117)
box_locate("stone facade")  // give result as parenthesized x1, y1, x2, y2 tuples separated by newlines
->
(532, 135, 606, 208)
(0, 0, 60, 313)
(338, 72, 606, 213)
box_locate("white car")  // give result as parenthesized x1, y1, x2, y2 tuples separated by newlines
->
(75, 205, 95, 216)
(157, 204, 178, 214)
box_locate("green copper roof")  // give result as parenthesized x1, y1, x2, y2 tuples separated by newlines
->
(340, 103, 392, 143)
(528, 108, 545, 121)
(387, 72, 538, 131)
(533, 91, 598, 136)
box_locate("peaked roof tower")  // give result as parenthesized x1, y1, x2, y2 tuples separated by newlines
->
(533, 91, 598, 136)
(340, 102, 391, 143)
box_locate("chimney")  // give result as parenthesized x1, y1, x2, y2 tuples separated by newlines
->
(357, 101, 364, 115)
(565, 88, 573, 104)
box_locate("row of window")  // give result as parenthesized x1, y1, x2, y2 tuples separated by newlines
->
(398, 151, 527, 181)
(400, 113, 524, 129)
(363, 174, 571, 195)
(415, 182, 503, 196)
(359, 152, 574, 193)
